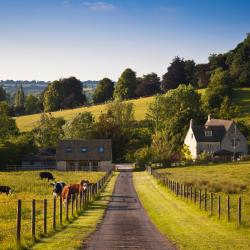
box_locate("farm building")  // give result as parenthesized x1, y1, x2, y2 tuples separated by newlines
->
(184, 115, 248, 159)
(56, 139, 113, 171)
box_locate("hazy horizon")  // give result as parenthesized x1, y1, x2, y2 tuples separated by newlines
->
(1, 0, 250, 81)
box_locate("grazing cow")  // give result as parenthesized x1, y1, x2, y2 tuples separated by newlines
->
(39, 172, 55, 182)
(50, 182, 66, 197)
(61, 180, 89, 204)
(0, 186, 13, 195)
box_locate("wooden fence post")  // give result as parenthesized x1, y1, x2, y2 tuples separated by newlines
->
(194, 188, 197, 203)
(238, 197, 242, 225)
(44, 199, 47, 235)
(60, 197, 63, 225)
(76, 194, 78, 212)
(16, 200, 22, 246)
(199, 190, 202, 209)
(227, 195, 230, 221)
(210, 193, 213, 216)
(32, 199, 36, 241)
(218, 195, 221, 220)
(204, 190, 207, 211)
(53, 198, 56, 230)
(190, 187, 193, 201)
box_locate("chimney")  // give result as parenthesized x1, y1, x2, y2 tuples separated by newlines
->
(208, 114, 211, 121)
(190, 119, 194, 128)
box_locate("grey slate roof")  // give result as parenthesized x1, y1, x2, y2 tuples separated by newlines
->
(192, 125, 226, 142)
(205, 119, 233, 131)
(56, 139, 112, 161)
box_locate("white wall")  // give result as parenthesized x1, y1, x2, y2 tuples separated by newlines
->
(184, 127, 197, 159)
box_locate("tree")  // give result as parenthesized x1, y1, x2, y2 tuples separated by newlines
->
(63, 112, 95, 139)
(184, 60, 197, 87)
(0, 102, 19, 142)
(24, 94, 41, 114)
(114, 68, 138, 100)
(93, 78, 114, 104)
(161, 57, 187, 91)
(14, 84, 25, 114)
(33, 113, 65, 148)
(43, 77, 86, 112)
(0, 86, 7, 102)
(209, 68, 231, 87)
(195, 64, 210, 88)
(135, 73, 161, 97)
(93, 100, 135, 161)
(147, 85, 204, 152)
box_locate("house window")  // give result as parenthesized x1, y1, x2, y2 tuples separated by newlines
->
(65, 147, 71, 153)
(207, 144, 212, 150)
(81, 147, 87, 153)
(205, 130, 212, 137)
(231, 139, 240, 148)
(98, 146, 104, 153)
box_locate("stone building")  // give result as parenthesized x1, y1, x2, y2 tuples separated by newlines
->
(56, 139, 113, 171)
(184, 115, 248, 159)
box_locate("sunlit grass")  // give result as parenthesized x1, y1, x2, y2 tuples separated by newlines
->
(15, 97, 155, 131)
(0, 170, 105, 250)
(133, 171, 250, 250)
(157, 161, 250, 226)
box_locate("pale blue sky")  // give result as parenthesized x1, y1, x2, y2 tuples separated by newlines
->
(0, 0, 249, 81)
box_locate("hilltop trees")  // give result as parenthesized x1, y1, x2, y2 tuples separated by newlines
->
(24, 94, 41, 114)
(114, 68, 138, 100)
(14, 84, 25, 114)
(93, 78, 114, 104)
(43, 77, 86, 112)
(0, 86, 7, 102)
(135, 73, 161, 97)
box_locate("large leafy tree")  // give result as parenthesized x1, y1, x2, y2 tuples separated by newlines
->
(14, 84, 25, 114)
(135, 73, 161, 97)
(24, 94, 41, 114)
(195, 63, 210, 88)
(93, 100, 135, 161)
(147, 85, 204, 153)
(33, 113, 65, 148)
(0, 102, 19, 142)
(93, 78, 114, 104)
(63, 112, 95, 139)
(161, 57, 187, 91)
(43, 77, 86, 112)
(114, 68, 138, 100)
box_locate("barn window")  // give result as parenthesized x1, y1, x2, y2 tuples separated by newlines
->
(231, 139, 240, 148)
(65, 147, 71, 153)
(81, 147, 87, 153)
(98, 146, 104, 153)
(205, 130, 212, 137)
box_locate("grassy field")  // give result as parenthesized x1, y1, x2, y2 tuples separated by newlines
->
(0, 170, 105, 250)
(133, 171, 250, 250)
(15, 96, 155, 131)
(15, 88, 250, 132)
(32, 172, 118, 250)
(157, 161, 250, 226)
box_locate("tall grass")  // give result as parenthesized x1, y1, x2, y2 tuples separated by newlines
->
(0, 170, 104, 250)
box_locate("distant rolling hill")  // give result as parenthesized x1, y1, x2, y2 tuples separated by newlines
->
(15, 88, 250, 132)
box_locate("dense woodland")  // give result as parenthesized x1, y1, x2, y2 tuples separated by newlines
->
(1, 34, 250, 168)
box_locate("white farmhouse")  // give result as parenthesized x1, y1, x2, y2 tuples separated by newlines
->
(184, 115, 248, 159)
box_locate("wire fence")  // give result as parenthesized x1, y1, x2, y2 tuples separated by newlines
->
(147, 166, 250, 227)
(0, 170, 112, 249)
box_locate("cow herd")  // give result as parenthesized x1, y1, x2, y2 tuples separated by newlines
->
(0, 171, 93, 204)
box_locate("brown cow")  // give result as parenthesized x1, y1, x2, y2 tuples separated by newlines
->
(61, 180, 90, 205)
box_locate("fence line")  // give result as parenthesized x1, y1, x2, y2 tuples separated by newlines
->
(12, 169, 113, 248)
(147, 166, 244, 226)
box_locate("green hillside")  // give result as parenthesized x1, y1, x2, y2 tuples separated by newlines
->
(15, 88, 250, 132)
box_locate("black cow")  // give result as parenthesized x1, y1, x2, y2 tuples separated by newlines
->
(50, 182, 66, 197)
(39, 172, 55, 182)
(0, 186, 13, 195)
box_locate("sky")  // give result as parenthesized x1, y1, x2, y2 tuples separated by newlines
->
(0, 0, 250, 81)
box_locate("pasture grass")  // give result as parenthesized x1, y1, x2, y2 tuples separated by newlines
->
(157, 161, 250, 226)
(0, 170, 105, 250)
(133, 171, 250, 250)
(32, 172, 118, 250)
(15, 97, 155, 131)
